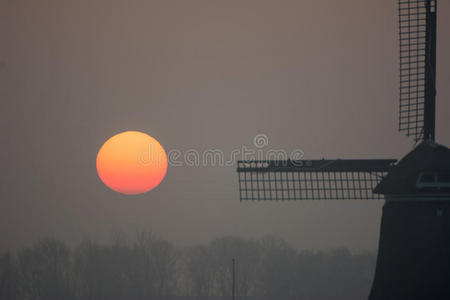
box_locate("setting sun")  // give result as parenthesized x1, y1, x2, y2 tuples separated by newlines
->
(96, 131, 167, 195)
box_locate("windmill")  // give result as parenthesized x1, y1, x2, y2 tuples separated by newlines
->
(236, 0, 450, 299)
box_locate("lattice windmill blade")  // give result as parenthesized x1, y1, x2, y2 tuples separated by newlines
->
(237, 159, 396, 200)
(398, 0, 436, 142)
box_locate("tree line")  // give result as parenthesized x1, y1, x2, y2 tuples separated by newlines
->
(0, 232, 376, 300)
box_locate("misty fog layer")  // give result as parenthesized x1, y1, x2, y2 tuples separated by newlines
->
(0, 233, 375, 300)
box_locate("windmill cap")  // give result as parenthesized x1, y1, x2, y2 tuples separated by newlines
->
(374, 141, 450, 196)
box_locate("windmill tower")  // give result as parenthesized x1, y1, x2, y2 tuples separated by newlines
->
(236, 0, 450, 298)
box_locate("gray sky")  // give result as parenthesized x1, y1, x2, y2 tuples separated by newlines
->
(1, 0, 449, 252)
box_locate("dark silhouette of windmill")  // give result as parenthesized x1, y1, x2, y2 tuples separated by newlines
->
(236, 0, 450, 299)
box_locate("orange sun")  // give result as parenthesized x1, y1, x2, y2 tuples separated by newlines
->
(96, 131, 167, 195)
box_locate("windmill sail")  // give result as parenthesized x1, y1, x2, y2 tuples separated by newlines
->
(398, 0, 436, 142)
(237, 159, 395, 200)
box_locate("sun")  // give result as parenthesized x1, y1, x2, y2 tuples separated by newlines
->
(96, 131, 167, 195)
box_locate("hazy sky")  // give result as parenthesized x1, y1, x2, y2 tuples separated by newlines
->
(1, 0, 449, 252)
